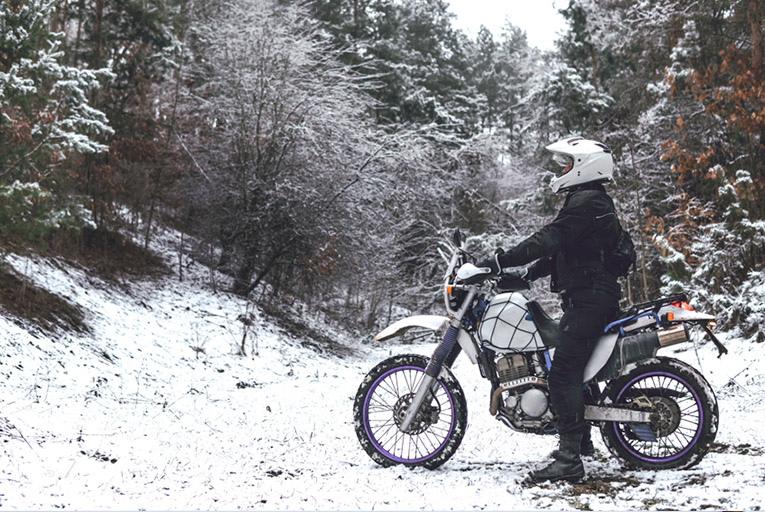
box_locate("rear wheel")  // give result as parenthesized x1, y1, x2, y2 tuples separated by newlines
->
(600, 357, 718, 470)
(353, 354, 468, 469)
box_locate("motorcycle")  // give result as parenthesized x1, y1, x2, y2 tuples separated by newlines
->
(353, 230, 726, 471)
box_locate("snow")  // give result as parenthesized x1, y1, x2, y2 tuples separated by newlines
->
(1, 227, 765, 511)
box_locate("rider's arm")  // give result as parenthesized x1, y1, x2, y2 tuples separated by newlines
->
(527, 256, 553, 281)
(496, 190, 599, 268)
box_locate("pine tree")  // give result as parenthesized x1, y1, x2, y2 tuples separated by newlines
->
(57, 0, 179, 227)
(1, 0, 112, 244)
(656, 0, 765, 335)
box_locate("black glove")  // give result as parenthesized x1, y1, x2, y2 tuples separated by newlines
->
(475, 255, 502, 276)
(497, 268, 530, 292)
(502, 268, 528, 281)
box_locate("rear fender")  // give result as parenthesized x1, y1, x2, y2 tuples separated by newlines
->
(583, 306, 717, 384)
(372, 315, 479, 364)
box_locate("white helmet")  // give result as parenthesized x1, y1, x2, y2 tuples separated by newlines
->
(546, 137, 614, 194)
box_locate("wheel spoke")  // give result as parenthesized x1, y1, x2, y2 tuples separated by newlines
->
(372, 418, 398, 444)
(363, 364, 455, 463)
(614, 370, 702, 461)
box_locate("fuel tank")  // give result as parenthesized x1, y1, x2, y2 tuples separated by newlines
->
(478, 292, 545, 352)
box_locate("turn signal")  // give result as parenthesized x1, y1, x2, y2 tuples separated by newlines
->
(446, 285, 453, 295)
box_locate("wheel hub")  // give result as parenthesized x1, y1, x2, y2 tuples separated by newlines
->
(392, 394, 440, 434)
(649, 396, 682, 437)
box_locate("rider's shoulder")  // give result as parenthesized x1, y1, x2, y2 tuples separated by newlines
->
(563, 185, 611, 212)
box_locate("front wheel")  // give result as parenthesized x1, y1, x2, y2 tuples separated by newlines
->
(353, 354, 468, 469)
(600, 357, 718, 470)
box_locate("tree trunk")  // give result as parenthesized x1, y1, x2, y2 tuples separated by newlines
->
(94, 0, 105, 68)
(144, 52, 184, 255)
(629, 143, 649, 302)
(243, 245, 291, 296)
(749, 0, 763, 81)
(749, 0, 765, 181)
(178, 230, 184, 282)
(234, 253, 257, 296)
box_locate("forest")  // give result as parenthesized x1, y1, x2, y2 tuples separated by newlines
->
(1, 0, 764, 342)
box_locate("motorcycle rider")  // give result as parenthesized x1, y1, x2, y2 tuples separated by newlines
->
(475, 137, 622, 483)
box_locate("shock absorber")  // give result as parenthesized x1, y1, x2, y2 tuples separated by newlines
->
(425, 326, 459, 378)
(399, 288, 476, 433)
(399, 325, 459, 433)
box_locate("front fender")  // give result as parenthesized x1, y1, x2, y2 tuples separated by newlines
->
(373, 315, 479, 365)
(373, 315, 449, 341)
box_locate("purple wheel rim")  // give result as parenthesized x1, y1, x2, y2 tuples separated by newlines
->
(362, 365, 455, 464)
(612, 370, 703, 463)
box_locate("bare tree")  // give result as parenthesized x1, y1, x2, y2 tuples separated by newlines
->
(175, 0, 390, 298)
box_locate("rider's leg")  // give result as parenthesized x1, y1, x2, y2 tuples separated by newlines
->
(528, 291, 617, 483)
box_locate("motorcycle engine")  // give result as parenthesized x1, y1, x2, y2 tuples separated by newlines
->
(495, 353, 555, 433)
(505, 388, 549, 419)
(496, 354, 530, 382)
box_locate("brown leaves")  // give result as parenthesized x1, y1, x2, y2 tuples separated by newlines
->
(2, 107, 33, 145)
(687, 43, 765, 134)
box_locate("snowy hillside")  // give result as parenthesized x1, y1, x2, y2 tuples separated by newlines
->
(1, 228, 764, 511)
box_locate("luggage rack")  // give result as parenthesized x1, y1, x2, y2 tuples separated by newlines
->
(604, 293, 689, 335)
(622, 293, 689, 317)
(603, 293, 728, 358)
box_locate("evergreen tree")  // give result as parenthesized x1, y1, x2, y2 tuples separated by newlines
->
(299, 0, 481, 134)
(656, 0, 765, 335)
(58, 0, 178, 227)
(1, 0, 112, 244)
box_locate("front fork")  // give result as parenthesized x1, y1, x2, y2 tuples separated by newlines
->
(399, 288, 476, 433)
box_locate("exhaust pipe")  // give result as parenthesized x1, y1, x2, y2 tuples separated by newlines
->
(657, 324, 689, 347)
(618, 324, 689, 355)
(489, 387, 503, 416)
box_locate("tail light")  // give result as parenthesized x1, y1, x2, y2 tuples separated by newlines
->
(671, 301, 694, 311)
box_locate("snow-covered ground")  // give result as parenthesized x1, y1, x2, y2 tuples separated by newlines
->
(1, 229, 764, 511)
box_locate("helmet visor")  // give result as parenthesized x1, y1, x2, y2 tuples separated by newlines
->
(553, 153, 574, 174)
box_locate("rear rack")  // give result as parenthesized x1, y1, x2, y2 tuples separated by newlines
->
(604, 293, 728, 358)
(604, 293, 689, 335)
(622, 293, 688, 317)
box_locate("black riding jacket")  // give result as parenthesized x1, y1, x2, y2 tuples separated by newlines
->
(497, 183, 621, 298)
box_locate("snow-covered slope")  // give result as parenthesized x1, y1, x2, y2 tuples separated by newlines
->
(1, 229, 764, 511)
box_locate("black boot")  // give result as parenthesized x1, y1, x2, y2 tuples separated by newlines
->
(580, 429, 595, 457)
(528, 434, 585, 484)
(550, 427, 595, 459)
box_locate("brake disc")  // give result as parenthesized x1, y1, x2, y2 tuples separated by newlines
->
(649, 396, 682, 437)
(393, 394, 440, 435)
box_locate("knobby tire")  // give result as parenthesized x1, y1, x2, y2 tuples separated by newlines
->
(353, 354, 468, 469)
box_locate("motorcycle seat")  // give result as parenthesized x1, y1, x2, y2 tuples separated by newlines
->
(526, 301, 560, 348)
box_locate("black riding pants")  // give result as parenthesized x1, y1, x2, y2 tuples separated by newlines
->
(549, 289, 619, 437)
